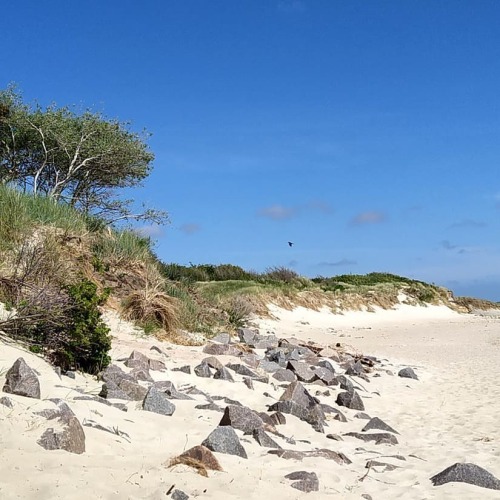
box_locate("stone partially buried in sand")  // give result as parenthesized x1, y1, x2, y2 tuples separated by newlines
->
(284, 471, 319, 492)
(430, 463, 500, 490)
(398, 367, 418, 380)
(202, 426, 248, 459)
(336, 390, 365, 411)
(142, 386, 176, 416)
(3, 357, 41, 399)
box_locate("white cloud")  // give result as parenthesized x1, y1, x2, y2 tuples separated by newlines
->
(351, 211, 387, 225)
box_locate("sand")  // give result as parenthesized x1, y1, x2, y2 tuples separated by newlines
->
(0, 304, 499, 499)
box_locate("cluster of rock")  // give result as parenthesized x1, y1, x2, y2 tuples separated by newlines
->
(2, 326, 500, 496)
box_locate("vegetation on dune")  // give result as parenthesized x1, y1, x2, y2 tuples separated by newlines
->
(1, 86, 497, 374)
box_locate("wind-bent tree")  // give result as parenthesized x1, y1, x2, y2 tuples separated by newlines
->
(0, 86, 167, 224)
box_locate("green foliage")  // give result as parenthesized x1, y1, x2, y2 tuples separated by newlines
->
(0, 85, 167, 225)
(60, 280, 111, 373)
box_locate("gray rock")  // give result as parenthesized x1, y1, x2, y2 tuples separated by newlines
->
(326, 433, 344, 441)
(285, 471, 319, 493)
(64, 371, 76, 379)
(269, 448, 351, 465)
(243, 377, 254, 390)
(99, 381, 132, 400)
(194, 362, 212, 378)
(99, 364, 134, 385)
(195, 403, 224, 412)
(430, 463, 500, 490)
(270, 412, 286, 425)
(252, 428, 282, 449)
(142, 386, 176, 416)
(237, 328, 258, 345)
(171, 489, 189, 500)
(226, 363, 267, 381)
(219, 405, 263, 433)
(336, 390, 365, 411)
(203, 356, 224, 370)
(124, 350, 150, 369)
(253, 335, 279, 350)
(344, 432, 398, 445)
(354, 412, 371, 420)
(287, 361, 317, 383)
(172, 365, 191, 374)
(332, 375, 354, 392)
(154, 381, 194, 400)
(362, 417, 399, 434)
(37, 399, 85, 454)
(310, 366, 335, 385)
(258, 359, 281, 373)
(273, 368, 297, 382)
(130, 367, 154, 382)
(3, 358, 41, 399)
(213, 367, 234, 382)
(148, 359, 167, 371)
(279, 381, 318, 408)
(0, 396, 13, 408)
(398, 367, 418, 380)
(203, 343, 241, 357)
(345, 360, 365, 376)
(321, 404, 347, 422)
(317, 358, 336, 373)
(117, 379, 149, 401)
(202, 426, 248, 458)
(268, 400, 325, 433)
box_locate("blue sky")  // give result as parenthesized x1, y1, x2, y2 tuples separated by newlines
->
(2, 1, 500, 300)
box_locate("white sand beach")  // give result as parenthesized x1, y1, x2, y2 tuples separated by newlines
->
(1, 304, 499, 499)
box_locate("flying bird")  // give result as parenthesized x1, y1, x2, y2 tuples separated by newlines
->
(288, 241, 294, 247)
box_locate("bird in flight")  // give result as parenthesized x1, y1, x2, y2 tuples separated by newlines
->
(288, 241, 294, 247)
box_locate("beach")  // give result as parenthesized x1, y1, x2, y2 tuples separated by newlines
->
(0, 304, 499, 499)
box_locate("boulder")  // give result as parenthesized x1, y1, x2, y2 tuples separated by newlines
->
(268, 400, 325, 433)
(171, 490, 189, 500)
(203, 343, 241, 357)
(154, 381, 194, 400)
(272, 368, 297, 383)
(194, 362, 212, 378)
(252, 428, 282, 449)
(37, 399, 85, 454)
(287, 361, 317, 383)
(213, 367, 234, 382)
(202, 426, 247, 459)
(172, 365, 191, 374)
(398, 367, 418, 380)
(219, 405, 263, 433)
(202, 356, 224, 370)
(3, 358, 40, 399)
(430, 463, 500, 490)
(285, 471, 319, 492)
(142, 386, 176, 416)
(211, 332, 232, 344)
(362, 417, 399, 434)
(336, 390, 365, 411)
(344, 432, 398, 445)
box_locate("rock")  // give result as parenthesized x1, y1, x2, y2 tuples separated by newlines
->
(142, 386, 176, 416)
(213, 367, 234, 382)
(172, 365, 191, 374)
(0, 396, 13, 408)
(272, 368, 297, 382)
(124, 350, 150, 369)
(336, 390, 365, 411)
(64, 371, 76, 379)
(287, 361, 317, 383)
(345, 360, 365, 376)
(362, 417, 399, 434)
(194, 362, 212, 378)
(99, 364, 134, 385)
(237, 328, 257, 345)
(321, 404, 347, 422)
(269, 448, 351, 465)
(354, 412, 371, 420)
(203, 356, 224, 370)
(99, 381, 132, 400)
(326, 433, 343, 441)
(310, 366, 336, 385)
(37, 399, 85, 454)
(243, 377, 254, 390)
(332, 375, 354, 392)
(219, 405, 263, 433)
(270, 412, 286, 425)
(226, 363, 267, 382)
(240, 353, 261, 369)
(268, 401, 325, 433)
(195, 403, 224, 412)
(203, 343, 241, 357)
(253, 335, 279, 350)
(252, 428, 282, 449)
(154, 381, 194, 400)
(202, 426, 248, 459)
(398, 367, 418, 380)
(3, 358, 41, 399)
(284, 471, 319, 493)
(430, 463, 500, 490)
(130, 368, 154, 382)
(116, 379, 149, 400)
(177, 445, 223, 471)
(344, 432, 398, 445)
(280, 381, 318, 408)
(211, 332, 231, 344)
(171, 490, 189, 500)
(258, 359, 281, 373)
(148, 359, 167, 371)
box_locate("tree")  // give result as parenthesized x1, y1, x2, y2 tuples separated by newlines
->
(0, 85, 167, 225)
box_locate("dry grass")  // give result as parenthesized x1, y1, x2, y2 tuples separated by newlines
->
(167, 456, 210, 477)
(122, 283, 179, 333)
